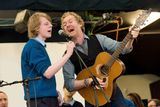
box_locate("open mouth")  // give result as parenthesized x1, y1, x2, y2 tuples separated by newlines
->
(68, 28, 74, 34)
(47, 30, 52, 33)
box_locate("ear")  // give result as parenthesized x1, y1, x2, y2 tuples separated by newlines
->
(79, 23, 83, 30)
(80, 23, 82, 27)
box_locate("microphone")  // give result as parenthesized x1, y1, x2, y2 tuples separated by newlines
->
(58, 30, 72, 41)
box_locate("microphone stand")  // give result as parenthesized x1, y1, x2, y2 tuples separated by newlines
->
(0, 77, 41, 107)
(66, 38, 110, 107)
(23, 79, 30, 107)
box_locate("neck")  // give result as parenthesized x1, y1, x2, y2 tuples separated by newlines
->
(37, 35, 46, 41)
(72, 32, 84, 45)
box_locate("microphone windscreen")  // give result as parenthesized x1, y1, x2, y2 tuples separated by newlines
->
(58, 29, 64, 35)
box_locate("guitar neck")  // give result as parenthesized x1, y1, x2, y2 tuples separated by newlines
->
(103, 31, 132, 68)
(112, 31, 132, 59)
(105, 8, 152, 67)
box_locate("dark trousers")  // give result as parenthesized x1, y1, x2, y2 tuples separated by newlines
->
(27, 97, 59, 107)
(85, 84, 127, 107)
(62, 101, 84, 107)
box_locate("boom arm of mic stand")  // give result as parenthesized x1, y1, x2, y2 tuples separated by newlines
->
(0, 76, 42, 87)
(0, 80, 24, 87)
(0, 77, 41, 107)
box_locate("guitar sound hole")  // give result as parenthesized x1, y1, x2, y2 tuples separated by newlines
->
(100, 65, 109, 75)
(103, 78, 106, 82)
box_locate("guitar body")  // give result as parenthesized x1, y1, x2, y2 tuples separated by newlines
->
(76, 52, 125, 106)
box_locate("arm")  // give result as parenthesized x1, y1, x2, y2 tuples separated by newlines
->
(125, 28, 139, 49)
(44, 41, 75, 79)
(63, 59, 92, 91)
(96, 29, 139, 54)
(96, 34, 120, 53)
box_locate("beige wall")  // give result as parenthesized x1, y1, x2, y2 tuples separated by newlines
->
(117, 74, 160, 99)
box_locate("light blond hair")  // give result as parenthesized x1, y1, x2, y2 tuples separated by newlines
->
(0, 91, 7, 95)
(28, 12, 52, 38)
(61, 12, 85, 32)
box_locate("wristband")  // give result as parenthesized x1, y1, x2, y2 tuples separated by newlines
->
(84, 78, 90, 87)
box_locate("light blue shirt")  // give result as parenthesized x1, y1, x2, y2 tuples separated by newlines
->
(34, 36, 46, 47)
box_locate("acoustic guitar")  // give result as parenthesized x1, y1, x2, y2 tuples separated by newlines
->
(76, 8, 152, 106)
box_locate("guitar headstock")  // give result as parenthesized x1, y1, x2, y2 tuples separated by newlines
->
(133, 8, 152, 30)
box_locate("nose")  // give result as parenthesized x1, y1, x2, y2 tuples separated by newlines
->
(2, 99, 7, 105)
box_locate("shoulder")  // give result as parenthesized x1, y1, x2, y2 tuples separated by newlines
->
(94, 33, 116, 43)
(24, 39, 42, 48)
(22, 39, 43, 53)
(94, 33, 110, 40)
(95, 33, 107, 37)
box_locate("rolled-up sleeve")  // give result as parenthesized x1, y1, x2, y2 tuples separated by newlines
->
(63, 59, 75, 91)
(96, 34, 132, 54)
(29, 46, 50, 75)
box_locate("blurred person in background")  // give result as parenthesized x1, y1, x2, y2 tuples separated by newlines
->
(127, 92, 144, 107)
(0, 91, 8, 107)
(61, 86, 83, 107)
(148, 99, 160, 107)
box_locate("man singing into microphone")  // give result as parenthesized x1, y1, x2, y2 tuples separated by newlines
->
(21, 12, 75, 107)
(60, 12, 139, 107)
